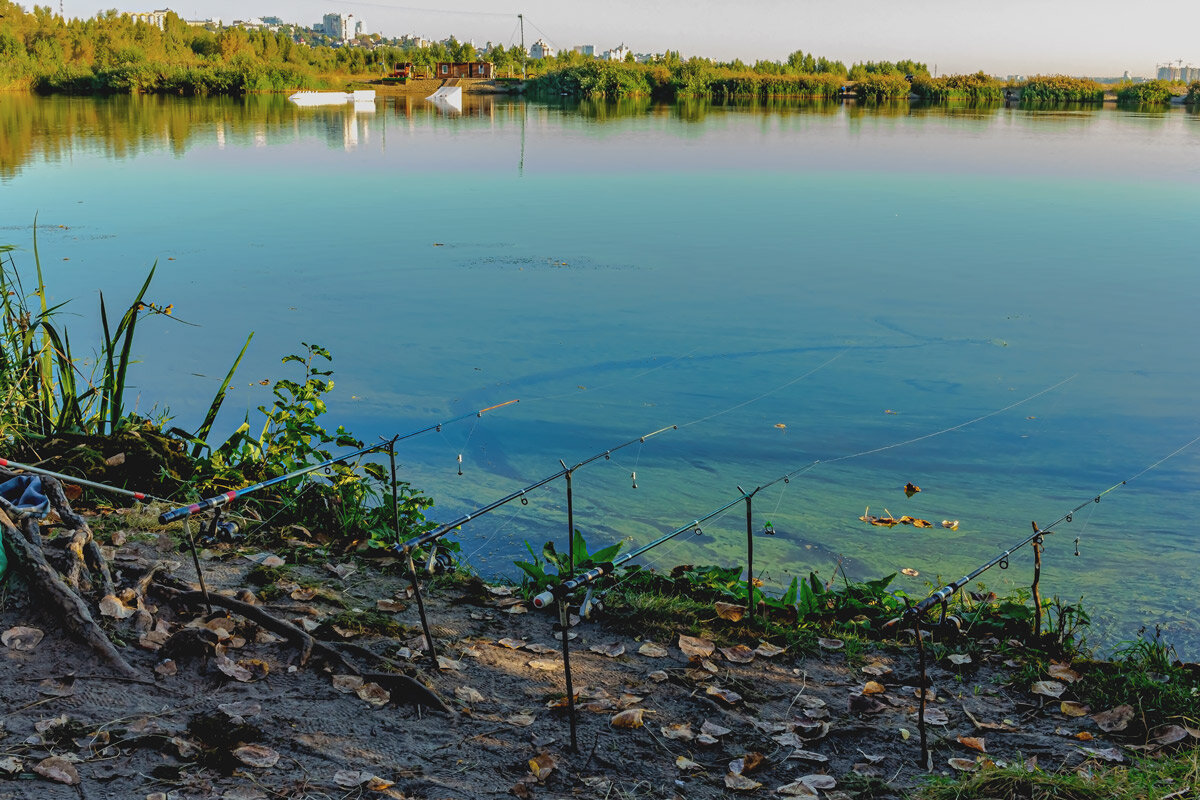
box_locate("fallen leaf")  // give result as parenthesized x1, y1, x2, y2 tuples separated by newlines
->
(1078, 745, 1125, 763)
(485, 584, 515, 597)
(33, 756, 79, 785)
(755, 641, 786, 658)
(376, 599, 406, 613)
(528, 659, 561, 671)
(720, 645, 755, 664)
(233, 744, 280, 768)
(957, 735, 987, 753)
(290, 587, 317, 601)
(1076, 731, 1094, 741)
(2, 626, 45, 651)
(648, 670, 669, 682)
(904, 482, 921, 497)
(702, 720, 732, 737)
(901, 568, 920, 577)
(912, 518, 934, 528)
(611, 709, 645, 728)
(735, 752, 767, 774)
(37, 676, 76, 697)
(801, 774, 837, 790)
(455, 686, 485, 704)
(218, 700, 261, 719)
(817, 637, 844, 651)
(948, 757, 978, 772)
(788, 749, 829, 762)
(942, 520, 960, 530)
(0, 756, 22, 775)
(696, 733, 719, 746)
(638, 642, 669, 658)
(1092, 705, 1134, 733)
(1048, 662, 1081, 683)
(437, 656, 464, 671)
(1030, 680, 1066, 698)
(1060, 701, 1090, 717)
(706, 686, 743, 706)
(921, 707, 949, 725)
(215, 655, 253, 682)
(724, 773, 762, 791)
(862, 681, 886, 695)
(98, 595, 136, 619)
(507, 713, 536, 727)
(523, 643, 558, 655)
(333, 770, 388, 788)
(528, 753, 556, 781)
(331, 674, 364, 693)
(497, 637, 525, 649)
(850, 694, 887, 714)
(355, 682, 390, 707)
(661, 722, 694, 741)
(676, 755, 702, 770)
(714, 602, 746, 621)
(590, 642, 625, 658)
(678, 634, 715, 658)
(862, 662, 892, 676)
(1152, 725, 1189, 747)
(777, 780, 819, 797)
(948, 654, 972, 665)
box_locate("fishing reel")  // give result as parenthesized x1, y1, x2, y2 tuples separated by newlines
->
(423, 544, 456, 575)
(198, 520, 240, 546)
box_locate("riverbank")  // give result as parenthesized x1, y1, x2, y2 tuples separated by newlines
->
(3, 493, 1198, 798)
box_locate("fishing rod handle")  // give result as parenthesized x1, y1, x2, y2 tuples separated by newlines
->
(158, 491, 236, 524)
(913, 585, 955, 615)
(531, 563, 612, 608)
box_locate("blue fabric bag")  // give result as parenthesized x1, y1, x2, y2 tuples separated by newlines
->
(0, 475, 50, 518)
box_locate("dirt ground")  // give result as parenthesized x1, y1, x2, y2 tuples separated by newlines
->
(0, 525, 1132, 800)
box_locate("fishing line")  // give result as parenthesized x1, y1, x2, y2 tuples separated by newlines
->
(459, 481, 552, 567)
(521, 346, 704, 405)
(675, 350, 847, 431)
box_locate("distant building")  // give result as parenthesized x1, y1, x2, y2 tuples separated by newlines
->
(436, 62, 495, 79)
(529, 38, 554, 59)
(130, 9, 169, 29)
(322, 12, 362, 43)
(260, 16, 283, 26)
(603, 43, 631, 62)
(1157, 64, 1178, 81)
(185, 17, 221, 29)
(573, 44, 595, 57)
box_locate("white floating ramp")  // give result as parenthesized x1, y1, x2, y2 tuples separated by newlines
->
(426, 85, 463, 111)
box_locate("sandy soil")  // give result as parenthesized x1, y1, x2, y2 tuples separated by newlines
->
(0, 522, 1127, 800)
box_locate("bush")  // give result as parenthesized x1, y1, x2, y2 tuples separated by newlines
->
(1115, 79, 1176, 105)
(1020, 75, 1104, 103)
(855, 73, 912, 101)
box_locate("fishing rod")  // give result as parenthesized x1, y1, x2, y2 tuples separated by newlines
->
(158, 399, 519, 524)
(0, 456, 163, 503)
(394, 424, 677, 557)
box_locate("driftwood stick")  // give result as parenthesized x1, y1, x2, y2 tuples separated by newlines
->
(1, 509, 141, 680)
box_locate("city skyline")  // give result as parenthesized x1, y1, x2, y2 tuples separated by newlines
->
(52, 0, 1200, 77)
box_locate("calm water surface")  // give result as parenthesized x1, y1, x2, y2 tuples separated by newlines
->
(2, 94, 1198, 651)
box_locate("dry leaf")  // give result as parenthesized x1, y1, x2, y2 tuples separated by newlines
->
(1048, 662, 1080, 683)
(0, 756, 22, 775)
(333, 770, 381, 788)
(455, 686, 485, 704)
(912, 518, 934, 528)
(1076, 731, 1094, 741)
(505, 604, 529, 615)
(98, 594, 136, 619)
(706, 686, 743, 705)
(755, 641, 786, 658)
(1060, 701, 1090, 717)
(617, 693, 644, 709)
(676, 755, 702, 770)
(921, 707, 949, 725)
(702, 720, 732, 737)
(904, 482, 921, 497)
(611, 709, 645, 728)
(661, 722, 694, 741)
(862, 662, 892, 676)
(1030, 680, 1065, 698)
(1092, 705, 1134, 732)
(507, 713, 536, 727)
(33, 756, 80, 785)
(376, 599, 405, 613)
(2, 626, 44, 651)
(497, 637, 525, 649)
(648, 670, 669, 682)
(1151, 725, 1189, 746)
(957, 735, 987, 753)
(739, 752, 767, 774)
(901, 568, 920, 577)
(777, 780, 819, 797)
(37, 676, 76, 697)
(1078, 745, 1125, 763)
(218, 700, 261, 719)
(290, 587, 318, 601)
(724, 773, 762, 791)
(485, 584, 515, 597)
(801, 774, 836, 790)
(523, 643, 558, 655)
(437, 656, 464, 671)
(714, 602, 746, 621)
(528, 659, 561, 671)
(697, 733, 720, 746)
(948, 654, 972, 665)
(356, 682, 390, 707)
(948, 757, 978, 772)
(720, 645, 756, 664)
(215, 655, 253, 682)
(818, 637, 844, 651)
(862, 681, 886, 695)
(233, 744, 280, 768)
(678, 634, 715, 658)
(154, 659, 177, 676)
(332, 674, 364, 693)
(590, 642, 625, 658)
(528, 753, 556, 781)
(638, 642, 669, 658)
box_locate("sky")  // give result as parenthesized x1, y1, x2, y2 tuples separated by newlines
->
(54, 0, 1200, 77)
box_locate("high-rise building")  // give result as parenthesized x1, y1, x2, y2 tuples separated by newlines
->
(130, 9, 169, 29)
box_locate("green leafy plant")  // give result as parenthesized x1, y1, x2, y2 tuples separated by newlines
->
(515, 529, 624, 597)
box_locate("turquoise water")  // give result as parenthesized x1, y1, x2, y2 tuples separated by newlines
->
(2, 94, 1199, 650)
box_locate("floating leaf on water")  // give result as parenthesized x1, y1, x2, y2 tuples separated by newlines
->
(33, 756, 80, 785)
(720, 645, 755, 664)
(528, 753, 556, 781)
(590, 642, 625, 658)
(356, 682, 390, 707)
(610, 709, 645, 729)
(1030, 680, 1066, 698)
(507, 712, 536, 727)
(1060, 701, 1090, 717)
(941, 520, 960, 530)
(701, 720, 732, 737)
(774, 423, 787, 429)
(724, 773, 762, 791)
(817, 637, 844, 651)
(901, 568, 920, 577)
(1048, 662, 1081, 683)
(706, 686, 743, 706)
(948, 757, 978, 772)
(904, 482, 921, 497)
(676, 755, 702, 770)
(638, 642, 669, 658)
(755, 641, 786, 658)
(912, 519, 934, 528)
(233, 744, 280, 769)
(1091, 705, 1134, 732)
(678, 634, 715, 658)
(714, 602, 746, 621)
(528, 659, 561, 671)
(957, 735, 987, 753)
(661, 722, 694, 741)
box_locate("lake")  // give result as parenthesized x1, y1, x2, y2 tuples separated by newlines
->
(2, 92, 1198, 651)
